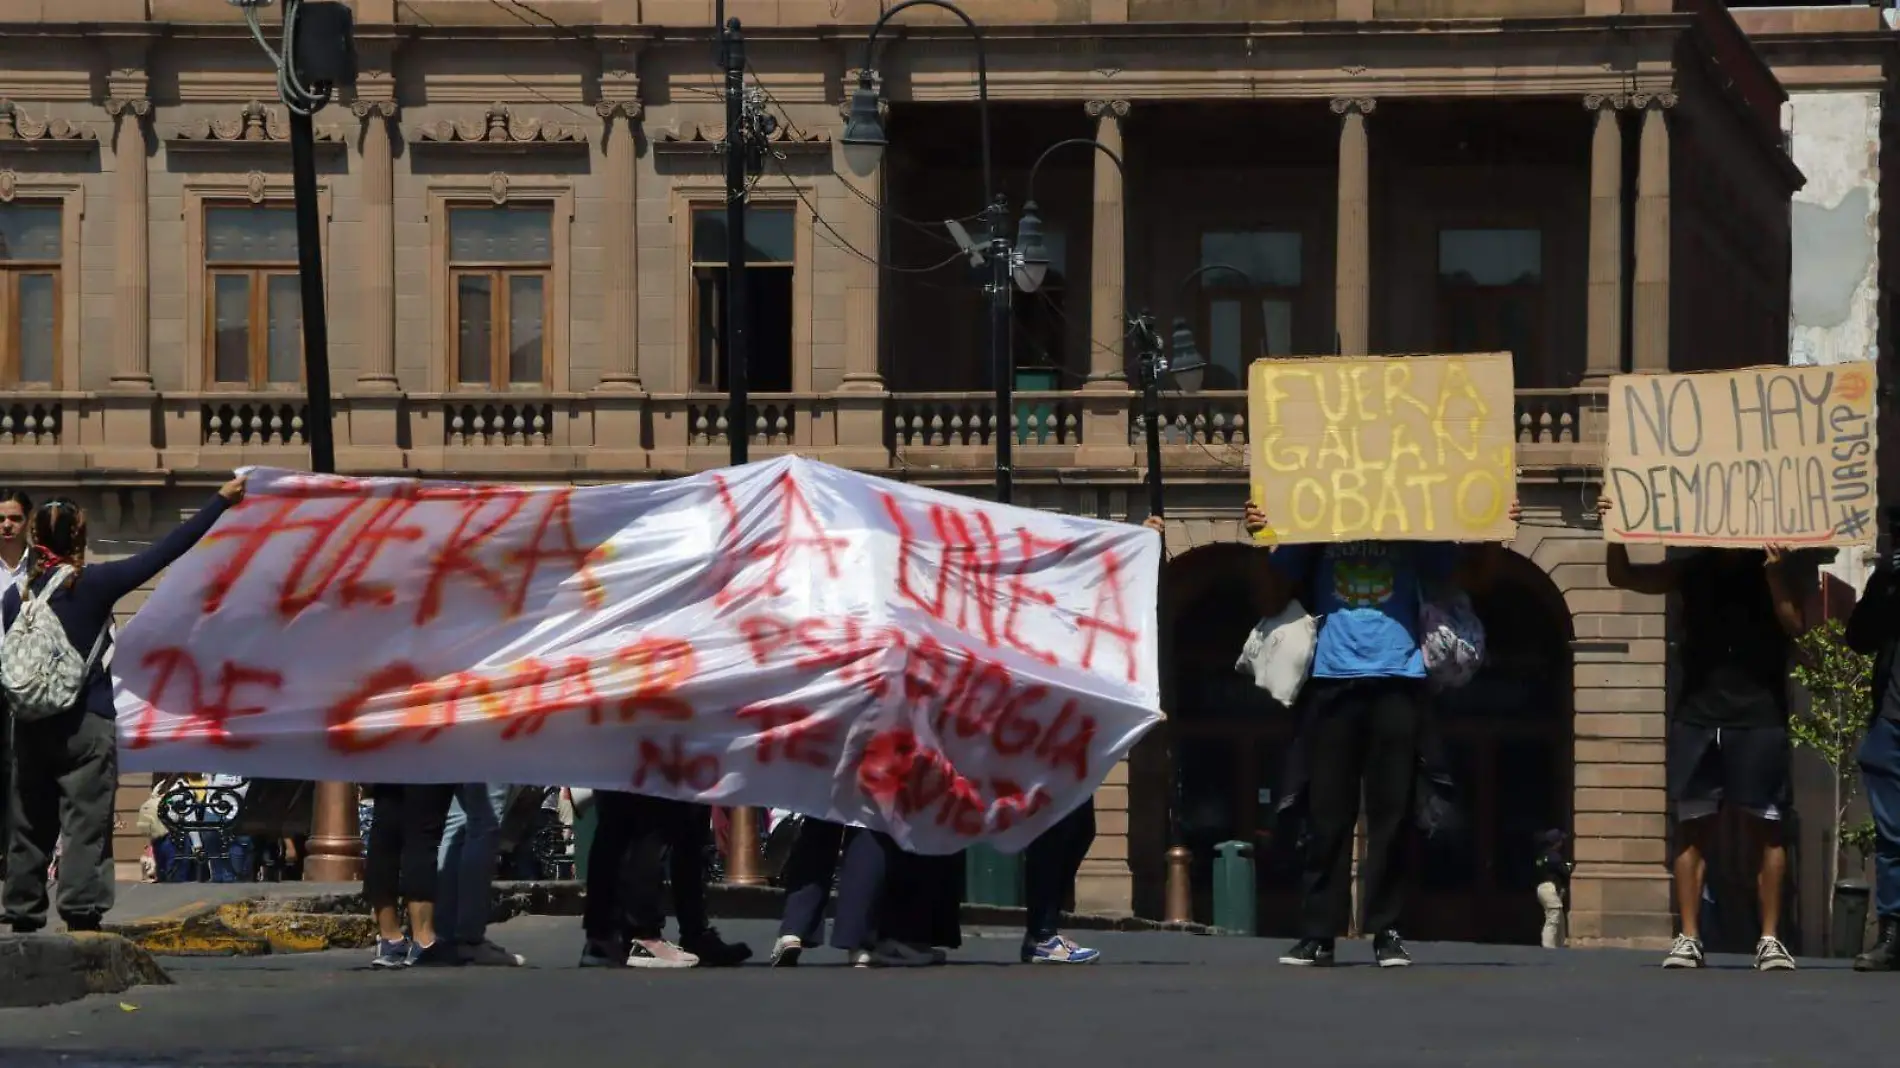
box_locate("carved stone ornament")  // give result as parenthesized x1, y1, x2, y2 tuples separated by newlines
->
(102, 97, 151, 119)
(594, 99, 643, 122)
(245, 170, 269, 203)
(1085, 99, 1131, 121)
(415, 103, 587, 146)
(0, 100, 97, 145)
(173, 101, 343, 145)
(1329, 97, 1376, 116)
(1631, 91, 1679, 111)
(1583, 93, 1631, 112)
(489, 171, 509, 204)
(350, 99, 399, 122)
(0, 169, 15, 202)
(655, 122, 829, 154)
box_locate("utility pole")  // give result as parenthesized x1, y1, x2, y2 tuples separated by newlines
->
(723, 14, 749, 468)
(233, 0, 361, 880)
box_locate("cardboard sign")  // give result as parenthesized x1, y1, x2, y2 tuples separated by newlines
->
(1247, 353, 1518, 544)
(1604, 364, 1878, 547)
(112, 458, 1164, 855)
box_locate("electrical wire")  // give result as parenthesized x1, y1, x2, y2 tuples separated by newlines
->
(241, 0, 329, 117)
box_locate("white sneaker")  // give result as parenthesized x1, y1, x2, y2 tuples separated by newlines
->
(461, 940, 526, 967)
(627, 938, 699, 969)
(1754, 936, 1796, 972)
(771, 935, 804, 968)
(1662, 933, 1704, 969)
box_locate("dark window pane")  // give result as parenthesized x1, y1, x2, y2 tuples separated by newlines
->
(456, 274, 494, 385)
(1438, 229, 1542, 286)
(749, 267, 793, 393)
(265, 275, 301, 383)
(0, 206, 61, 262)
(695, 267, 723, 390)
(1200, 231, 1300, 287)
(207, 207, 298, 263)
(450, 207, 552, 264)
(507, 274, 545, 385)
(691, 206, 796, 264)
(16, 272, 56, 383)
(213, 274, 252, 382)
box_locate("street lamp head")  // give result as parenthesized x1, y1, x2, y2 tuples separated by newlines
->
(1013, 200, 1050, 293)
(840, 70, 888, 175)
(1169, 316, 1207, 392)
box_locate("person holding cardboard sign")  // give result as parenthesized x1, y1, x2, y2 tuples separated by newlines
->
(1244, 497, 1516, 968)
(1598, 494, 1805, 973)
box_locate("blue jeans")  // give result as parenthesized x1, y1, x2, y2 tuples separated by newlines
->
(437, 784, 510, 946)
(1859, 717, 1900, 919)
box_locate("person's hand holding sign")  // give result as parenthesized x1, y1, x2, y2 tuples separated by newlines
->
(219, 475, 247, 504)
(1243, 500, 1270, 538)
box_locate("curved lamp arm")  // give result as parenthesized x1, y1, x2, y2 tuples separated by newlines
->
(850, 0, 991, 209)
(1014, 137, 1126, 294)
(1024, 136, 1125, 203)
(1165, 262, 1256, 392)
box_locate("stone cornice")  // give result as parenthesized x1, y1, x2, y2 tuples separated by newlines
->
(653, 123, 829, 155)
(413, 104, 588, 149)
(0, 100, 98, 149)
(168, 100, 346, 148)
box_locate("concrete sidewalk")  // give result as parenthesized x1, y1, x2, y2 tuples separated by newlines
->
(0, 933, 169, 1009)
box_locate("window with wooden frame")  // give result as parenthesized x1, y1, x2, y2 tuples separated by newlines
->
(206, 205, 302, 388)
(0, 203, 62, 388)
(1436, 228, 1544, 382)
(450, 205, 553, 390)
(690, 203, 795, 394)
(1197, 230, 1301, 389)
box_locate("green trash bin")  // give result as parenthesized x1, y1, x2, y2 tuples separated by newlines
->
(965, 843, 1024, 907)
(1212, 840, 1256, 936)
(1013, 368, 1060, 444)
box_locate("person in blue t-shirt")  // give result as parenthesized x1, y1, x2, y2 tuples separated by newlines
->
(1244, 499, 1515, 969)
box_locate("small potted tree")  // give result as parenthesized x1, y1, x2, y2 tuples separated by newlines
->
(1790, 617, 1880, 955)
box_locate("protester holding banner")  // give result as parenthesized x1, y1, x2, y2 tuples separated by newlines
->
(1599, 495, 1805, 972)
(436, 783, 527, 966)
(1244, 498, 1514, 969)
(1840, 540, 1900, 973)
(1, 478, 243, 933)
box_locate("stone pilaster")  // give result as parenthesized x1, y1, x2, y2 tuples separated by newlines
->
(832, 82, 891, 467)
(104, 95, 151, 390)
(1076, 99, 1136, 468)
(1584, 95, 1627, 384)
(1332, 97, 1374, 357)
(595, 98, 644, 392)
(352, 99, 399, 392)
(1632, 92, 1676, 372)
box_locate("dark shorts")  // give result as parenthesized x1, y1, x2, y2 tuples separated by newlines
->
(1666, 721, 1792, 822)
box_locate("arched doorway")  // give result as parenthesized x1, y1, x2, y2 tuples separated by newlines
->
(1154, 544, 1574, 944)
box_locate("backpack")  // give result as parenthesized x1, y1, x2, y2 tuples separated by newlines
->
(1418, 586, 1486, 690)
(1, 566, 109, 721)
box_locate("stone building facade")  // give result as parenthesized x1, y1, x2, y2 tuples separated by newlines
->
(0, 0, 1805, 947)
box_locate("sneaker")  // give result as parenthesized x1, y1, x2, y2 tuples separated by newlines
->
(1374, 930, 1413, 968)
(1279, 939, 1336, 967)
(461, 939, 526, 967)
(627, 938, 699, 969)
(1022, 935, 1100, 965)
(407, 939, 463, 967)
(849, 948, 876, 968)
(849, 942, 933, 968)
(770, 935, 804, 968)
(1754, 936, 1796, 972)
(907, 942, 950, 966)
(1662, 933, 1704, 969)
(679, 927, 753, 968)
(579, 938, 628, 968)
(370, 937, 413, 969)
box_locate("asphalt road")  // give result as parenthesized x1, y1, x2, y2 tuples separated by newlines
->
(0, 916, 1891, 1068)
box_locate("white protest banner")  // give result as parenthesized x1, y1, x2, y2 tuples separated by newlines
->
(112, 458, 1164, 854)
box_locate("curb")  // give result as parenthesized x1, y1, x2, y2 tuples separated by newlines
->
(0, 932, 172, 1008)
(111, 881, 1211, 957)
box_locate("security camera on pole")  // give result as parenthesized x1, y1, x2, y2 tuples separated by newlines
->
(230, 0, 362, 880)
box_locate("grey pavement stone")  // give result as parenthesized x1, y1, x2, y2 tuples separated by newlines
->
(0, 933, 170, 1009)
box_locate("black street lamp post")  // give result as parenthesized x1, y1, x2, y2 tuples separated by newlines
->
(841, 0, 1015, 503)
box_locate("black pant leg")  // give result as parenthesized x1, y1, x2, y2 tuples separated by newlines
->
(1358, 681, 1424, 938)
(1298, 681, 1371, 941)
(666, 802, 712, 938)
(617, 795, 670, 941)
(363, 784, 406, 909)
(2, 716, 64, 930)
(397, 783, 455, 905)
(828, 828, 891, 951)
(778, 819, 845, 943)
(1024, 799, 1096, 941)
(582, 791, 638, 943)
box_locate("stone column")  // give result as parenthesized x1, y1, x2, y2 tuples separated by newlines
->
(595, 99, 644, 391)
(1632, 93, 1676, 372)
(1332, 97, 1374, 356)
(832, 79, 892, 467)
(1085, 99, 1128, 384)
(105, 95, 151, 389)
(352, 99, 399, 392)
(1584, 95, 1627, 383)
(1075, 100, 1136, 468)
